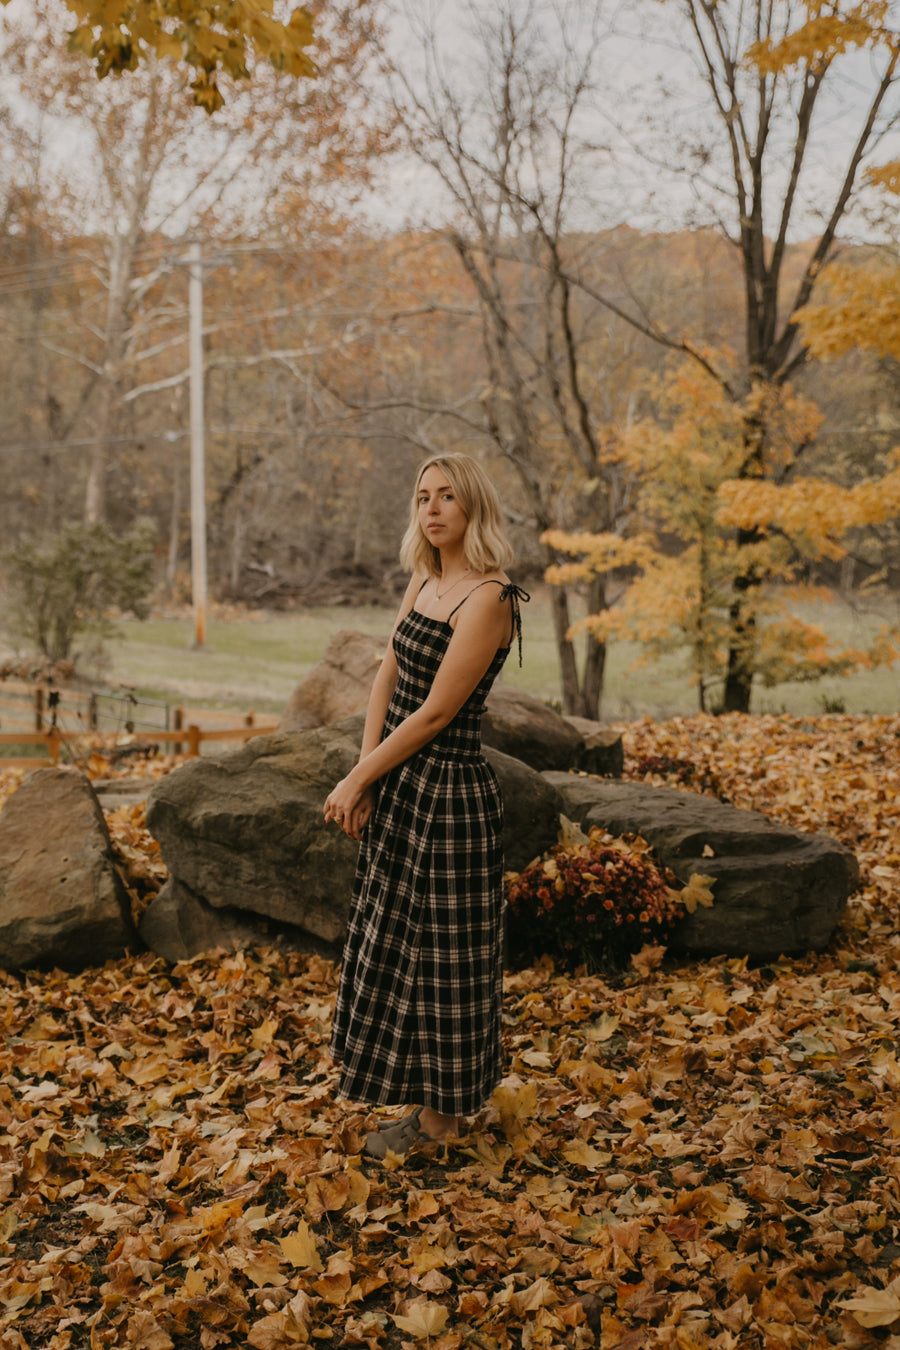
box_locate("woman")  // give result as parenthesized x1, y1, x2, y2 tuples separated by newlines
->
(324, 453, 527, 1158)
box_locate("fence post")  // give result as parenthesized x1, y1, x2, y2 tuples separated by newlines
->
(47, 727, 61, 765)
(244, 711, 254, 727)
(173, 706, 184, 757)
(187, 724, 201, 758)
(89, 693, 98, 731)
(35, 686, 43, 732)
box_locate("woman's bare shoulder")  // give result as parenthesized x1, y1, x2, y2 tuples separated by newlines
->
(448, 573, 512, 627)
(470, 571, 512, 598)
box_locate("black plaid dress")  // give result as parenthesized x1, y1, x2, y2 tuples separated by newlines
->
(330, 582, 525, 1116)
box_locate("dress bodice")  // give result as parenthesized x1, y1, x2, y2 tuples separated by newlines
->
(383, 604, 514, 760)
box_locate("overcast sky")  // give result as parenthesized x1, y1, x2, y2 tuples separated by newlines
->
(1, 0, 898, 243)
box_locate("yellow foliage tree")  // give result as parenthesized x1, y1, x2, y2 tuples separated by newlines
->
(796, 160, 900, 363)
(546, 364, 900, 710)
(548, 0, 900, 711)
(0, 0, 316, 111)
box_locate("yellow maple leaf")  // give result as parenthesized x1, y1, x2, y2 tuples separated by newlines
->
(492, 1080, 539, 1150)
(839, 1276, 900, 1328)
(562, 1139, 611, 1170)
(183, 1267, 207, 1298)
(679, 873, 716, 914)
(125, 1310, 174, 1350)
(391, 1298, 449, 1338)
(251, 1018, 279, 1049)
(279, 1222, 323, 1272)
(509, 1277, 561, 1315)
(244, 1258, 289, 1289)
(558, 813, 589, 848)
(196, 1197, 244, 1234)
(58, 0, 317, 111)
(583, 1012, 621, 1042)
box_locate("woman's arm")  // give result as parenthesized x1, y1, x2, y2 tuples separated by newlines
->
(360, 570, 424, 754)
(359, 631, 400, 763)
(324, 573, 421, 838)
(324, 584, 509, 834)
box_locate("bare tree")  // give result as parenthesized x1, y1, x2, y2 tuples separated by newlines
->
(385, 0, 647, 717)
(1, 0, 384, 528)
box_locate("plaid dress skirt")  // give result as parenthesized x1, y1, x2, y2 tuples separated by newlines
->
(330, 591, 522, 1116)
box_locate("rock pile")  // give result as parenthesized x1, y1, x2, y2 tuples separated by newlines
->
(0, 630, 861, 971)
(140, 717, 562, 962)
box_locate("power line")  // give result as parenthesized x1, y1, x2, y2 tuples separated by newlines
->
(0, 425, 294, 456)
(0, 236, 315, 300)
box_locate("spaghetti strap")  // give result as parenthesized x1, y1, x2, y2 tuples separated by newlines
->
(447, 579, 530, 665)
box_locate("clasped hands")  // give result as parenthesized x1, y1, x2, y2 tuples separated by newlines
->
(323, 772, 373, 841)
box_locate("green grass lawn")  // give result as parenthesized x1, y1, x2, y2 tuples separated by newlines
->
(96, 607, 395, 715)
(82, 586, 900, 721)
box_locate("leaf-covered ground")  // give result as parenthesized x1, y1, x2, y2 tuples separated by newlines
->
(2, 714, 900, 1350)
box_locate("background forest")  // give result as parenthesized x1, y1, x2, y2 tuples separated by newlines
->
(1, 0, 900, 718)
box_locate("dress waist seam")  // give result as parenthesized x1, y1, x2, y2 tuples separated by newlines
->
(426, 747, 485, 763)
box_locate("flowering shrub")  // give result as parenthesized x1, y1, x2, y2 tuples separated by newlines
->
(505, 824, 685, 973)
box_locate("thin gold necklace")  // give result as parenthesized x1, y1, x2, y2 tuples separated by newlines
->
(435, 567, 472, 600)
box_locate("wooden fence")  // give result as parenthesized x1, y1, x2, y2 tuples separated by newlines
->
(0, 679, 278, 770)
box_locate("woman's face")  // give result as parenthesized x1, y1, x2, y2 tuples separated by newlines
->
(416, 464, 468, 554)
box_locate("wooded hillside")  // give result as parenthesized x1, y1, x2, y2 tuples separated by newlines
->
(1, 222, 895, 604)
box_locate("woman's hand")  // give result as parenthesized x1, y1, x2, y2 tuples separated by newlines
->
(324, 776, 374, 841)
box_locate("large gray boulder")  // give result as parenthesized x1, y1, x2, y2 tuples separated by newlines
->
(544, 774, 859, 958)
(481, 684, 583, 771)
(138, 876, 332, 964)
(143, 718, 563, 960)
(279, 630, 388, 732)
(0, 767, 135, 970)
(484, 744, 564, 870)
(563, 716, 625, 777)
(145, 722, 363, 947)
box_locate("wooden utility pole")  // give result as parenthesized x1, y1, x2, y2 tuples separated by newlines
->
(188, 238, 208, 648)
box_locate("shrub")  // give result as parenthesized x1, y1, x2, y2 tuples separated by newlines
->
(3, 519, 157, 663)
(505, 822, 685, 973)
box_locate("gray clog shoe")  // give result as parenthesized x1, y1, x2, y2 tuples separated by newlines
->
(364, 1106, 429, 1159)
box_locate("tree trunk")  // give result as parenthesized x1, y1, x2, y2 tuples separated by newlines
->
(84, 423, 110, 524)
(84, 247, 129, 525)
(84, 371, 121, 525)
(721, 633, 754, 711)
(166, 440, 182, 592)
(547, 575, 607, 719)
(230, 500, 245, 596)
(548, 584, 581, 715)
(721, 555, 758, 713)
(579, 573, 607, 720)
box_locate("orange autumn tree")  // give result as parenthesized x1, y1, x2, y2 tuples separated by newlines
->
(792, 165, 900, 583)
(545, 362, 900, 710)
(0, 0, 316, 112)
(796, 161, 900, 365)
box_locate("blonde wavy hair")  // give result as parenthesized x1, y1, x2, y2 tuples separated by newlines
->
(399, 454, 514, 579)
